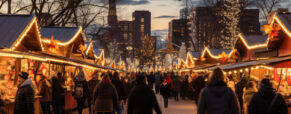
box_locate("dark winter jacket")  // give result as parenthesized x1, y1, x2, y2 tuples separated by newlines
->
(112, 79, 126, 101)
(14, 79, 35, 114)
(74, 80, 89, 100)
(93, 82, 119, 112)
(160, 84, 171, 98)
(235, 79, 248, 109)
(37, 78, 52, 102)
(173, 77, 182, 91)
(88, 78, 99, 101)
(127, 83, 161, 114)
(198, 86, 240, 114)
(52, 77, 65, 106)
(193, 76, 206, 102)
(248, 86, 288, 114)
(155, 74, 162, 87)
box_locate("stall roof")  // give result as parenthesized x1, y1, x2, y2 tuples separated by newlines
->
(189, 51, 201, 58)
(276, 13, 291, 31)
(240, 34, 268, 46)
(40, 27, 81, 42)
(0, 14, 35, 48)
(208, 49, 232, 56)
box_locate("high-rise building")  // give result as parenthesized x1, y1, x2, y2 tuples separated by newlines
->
(118, 21, 133, 59)
(169, 19, 189, 51)
(108, 0, 118, 27)
(107, 0, 121, 42)
(189, 7, 261, 51)
(132, 11, 151, 57)
(239, 9, 261, 35)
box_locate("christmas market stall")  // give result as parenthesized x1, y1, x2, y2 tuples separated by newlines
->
(40, 27, 114, 110)
(0, 14, 44, 114)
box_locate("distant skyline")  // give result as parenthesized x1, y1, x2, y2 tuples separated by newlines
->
(116, 0, 201, 31)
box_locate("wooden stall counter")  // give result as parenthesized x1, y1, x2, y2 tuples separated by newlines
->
(3, 96, 42, 114)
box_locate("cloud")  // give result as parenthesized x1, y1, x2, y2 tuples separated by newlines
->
(154, 15, 177, 19)
(117, 0, 150, 5)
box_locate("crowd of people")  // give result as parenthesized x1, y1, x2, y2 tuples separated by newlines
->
(1, 67, 290, 114)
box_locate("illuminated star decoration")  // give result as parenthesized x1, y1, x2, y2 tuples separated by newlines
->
(262, 24, 279, 39)
(218, 51, 228, 64)
(49, 35, 58, 53)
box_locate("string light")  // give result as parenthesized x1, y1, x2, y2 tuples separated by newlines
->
(0, 51, 109, 70)
(238, 34, 268, 50)
(229, 71, 232, 74)
(11, 17, 44, 51)
(201, 47, 222, 59)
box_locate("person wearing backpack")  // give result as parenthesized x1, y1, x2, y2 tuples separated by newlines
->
(248, 78, 288, 114)
(74, 70, 89, 114)
(37, 74, 53, 114)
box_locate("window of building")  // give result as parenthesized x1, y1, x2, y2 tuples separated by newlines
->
(141, 18, 144, 22)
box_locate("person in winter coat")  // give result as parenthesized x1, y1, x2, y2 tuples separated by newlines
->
(243, 81, 257, 114)
(198, 67, 240, 114)
(88, 72, 100, 113)
(37, 74, 52, 114)
(74, 70, 89, 114)
(154, 72, 162, 94)
(52, 74, 65, 114)
(14, 72, 35, 114)
(172, 76, 182, 101)
(193, 75, 206, 104)
(235, 76, 248, 112)
(160, 79, 171, 108)
(121, 76, 131, 99)
(181, 75, 189, 100)
(127, 74, 162, 114)
(94, 75, 119, 114)
(248, 78, 288, 114)
(111, 72, 126, 114)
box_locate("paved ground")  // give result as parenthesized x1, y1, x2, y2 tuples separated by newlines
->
(71, 94, 197, 114)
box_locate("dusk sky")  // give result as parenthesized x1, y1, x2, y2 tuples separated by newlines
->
(116, 0, 200, 31)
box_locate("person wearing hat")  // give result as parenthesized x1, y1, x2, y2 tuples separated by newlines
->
(14, 72, 35, 114)
(160, 79, 171, 108)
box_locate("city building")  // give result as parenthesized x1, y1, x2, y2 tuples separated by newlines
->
(118, 21, 133, 59)
(189, 7, 261, 51)
(169, 19, 191, 51)
(180, 8, 187, 19)
(239, 9, 261, 35)
(132, 10, 151, 57)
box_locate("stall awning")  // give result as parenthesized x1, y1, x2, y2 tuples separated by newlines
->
(0, 50, 116, 70)
(187, 56, 291, 71)
(219, 56, 291, 70)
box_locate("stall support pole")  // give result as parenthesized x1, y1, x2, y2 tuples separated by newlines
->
(14, 58, 21, 85)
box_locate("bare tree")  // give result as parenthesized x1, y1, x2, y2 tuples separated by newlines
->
(254, 0, 289, 20)
(0, 0, 108, 30)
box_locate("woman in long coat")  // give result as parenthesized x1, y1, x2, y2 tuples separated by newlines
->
(94, 75, 119, 114)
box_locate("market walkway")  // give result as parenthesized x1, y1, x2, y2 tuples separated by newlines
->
(71, 94, 197, 114)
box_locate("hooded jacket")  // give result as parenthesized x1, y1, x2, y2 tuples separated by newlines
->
(198, 86, 240, 114)
(248, 86, 288, 114)
(14, 79, 35, 114)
